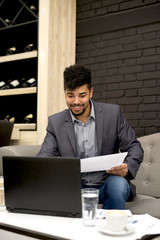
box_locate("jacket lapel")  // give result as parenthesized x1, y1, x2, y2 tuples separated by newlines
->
(65, 110, 77, 156)
(93, 101, 103, 155)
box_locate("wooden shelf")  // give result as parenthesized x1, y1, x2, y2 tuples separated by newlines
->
(0, 51, 37, 63)
(13, 123, 36, 130)
(11, 123, 36, 140)
(0, 87, 37, 96)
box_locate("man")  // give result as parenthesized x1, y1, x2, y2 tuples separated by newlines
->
(37, 64, 144, 209)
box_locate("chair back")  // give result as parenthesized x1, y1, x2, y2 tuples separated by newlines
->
(0, 120, 14, 147)
(132, 133, 160, 198)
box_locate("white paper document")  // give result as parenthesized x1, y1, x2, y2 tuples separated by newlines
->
(80, 152, 128, 173)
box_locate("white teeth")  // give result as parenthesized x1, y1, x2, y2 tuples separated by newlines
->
(73, 106, 80, 108)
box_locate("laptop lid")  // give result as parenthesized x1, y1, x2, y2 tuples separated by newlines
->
(2, 156, 82, 218)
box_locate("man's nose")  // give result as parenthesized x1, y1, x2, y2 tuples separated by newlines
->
(73, 96, 80, 104)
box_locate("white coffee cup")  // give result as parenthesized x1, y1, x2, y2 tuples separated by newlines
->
(106, 210, 131, 232)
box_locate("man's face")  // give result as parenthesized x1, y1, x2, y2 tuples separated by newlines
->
(65, 84, 93, 118)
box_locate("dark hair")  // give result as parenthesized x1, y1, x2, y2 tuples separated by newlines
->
(64, 64, 91, 90)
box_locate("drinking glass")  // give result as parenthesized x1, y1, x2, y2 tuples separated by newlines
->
(81, 188, 99, 226)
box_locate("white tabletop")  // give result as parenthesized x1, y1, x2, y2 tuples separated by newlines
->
(0, 209, 160, 240)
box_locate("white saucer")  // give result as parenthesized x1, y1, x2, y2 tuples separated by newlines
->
(97, 220, 135, 236)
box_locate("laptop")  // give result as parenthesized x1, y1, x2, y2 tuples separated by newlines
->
(2, 156, 82, 218)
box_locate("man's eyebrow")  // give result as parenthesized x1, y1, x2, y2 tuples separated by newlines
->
(66, 91, 74, 95)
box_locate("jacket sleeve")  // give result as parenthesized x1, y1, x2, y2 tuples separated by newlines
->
(37, 117, 59, 157)
(117, 107, 144, 180)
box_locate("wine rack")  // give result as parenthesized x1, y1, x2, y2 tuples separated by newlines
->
(0, 0, 38, 142)
(0, 0, 76, 145)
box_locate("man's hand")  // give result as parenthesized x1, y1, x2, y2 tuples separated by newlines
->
(106, 163, 128, 177)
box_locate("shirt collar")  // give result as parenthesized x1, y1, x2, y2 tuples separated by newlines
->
(70, 99, 95, 123)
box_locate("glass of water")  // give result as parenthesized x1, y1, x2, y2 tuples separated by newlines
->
(81, 188, 99, 226)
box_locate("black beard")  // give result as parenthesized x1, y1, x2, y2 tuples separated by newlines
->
(70, 104, 86, 117)
(71, 109, 85, 117)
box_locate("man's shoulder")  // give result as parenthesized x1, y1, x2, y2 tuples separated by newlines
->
(48, 109, 70, 121)
(93, 100, 120, 111)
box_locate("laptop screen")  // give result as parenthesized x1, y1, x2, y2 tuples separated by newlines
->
(3, 156, 82, 218)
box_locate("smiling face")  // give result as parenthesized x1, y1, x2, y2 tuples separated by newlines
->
(65, 84, 93, 122)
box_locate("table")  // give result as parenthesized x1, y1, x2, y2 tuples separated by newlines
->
(0, 210, 160, 240)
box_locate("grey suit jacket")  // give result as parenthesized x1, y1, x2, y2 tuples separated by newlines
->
(38, 101, 144, 200)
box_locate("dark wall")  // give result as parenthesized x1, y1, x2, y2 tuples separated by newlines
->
(76, 0, 160, 137)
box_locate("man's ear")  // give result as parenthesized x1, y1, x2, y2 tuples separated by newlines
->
(90, 87, 93, 98)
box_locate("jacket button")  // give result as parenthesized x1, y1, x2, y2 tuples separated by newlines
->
(145, 180, 149, 184)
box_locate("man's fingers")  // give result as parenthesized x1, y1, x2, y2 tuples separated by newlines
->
(106, 163, 128, 177)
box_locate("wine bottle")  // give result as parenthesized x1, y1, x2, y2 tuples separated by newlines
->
(28, 0, 38, 14)
(6, 47, 17, 55)
(0, 79, 12, 89)
(19, 77, 26, 86)
(6, 79, 20, 89)
(21, 78, 37, 87)
(4, 115, 15, 123)
(24, 43, 36, 52)
(30, 5, 37, 12)
(22, 113, 34, 123)
(5, 19, 12, 24)
(3, 78, 26, 89)
(0, 81, 5, 89)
